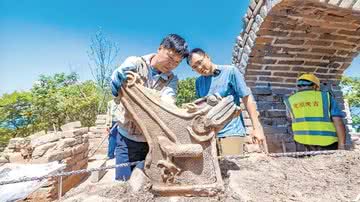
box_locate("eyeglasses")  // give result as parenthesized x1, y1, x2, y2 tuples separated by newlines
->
(191, 55, 206, 70)
(165, 51, 182, 65)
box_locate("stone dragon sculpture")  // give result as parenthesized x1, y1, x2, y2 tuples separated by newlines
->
(117, 71, 241, 196)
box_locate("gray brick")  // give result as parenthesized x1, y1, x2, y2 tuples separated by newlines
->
(266, 110, 287, 117)
(252, 87, 272, 95)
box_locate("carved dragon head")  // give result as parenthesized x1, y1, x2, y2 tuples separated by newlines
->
(185, 94, 242, 142)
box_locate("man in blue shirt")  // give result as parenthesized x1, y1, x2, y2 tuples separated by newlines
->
(110, 34, 188, 180)
(186, 48, 266, 155)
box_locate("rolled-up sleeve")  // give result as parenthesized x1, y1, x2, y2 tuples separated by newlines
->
(111, 56, 138, 81)
(330, 96, 345, 118)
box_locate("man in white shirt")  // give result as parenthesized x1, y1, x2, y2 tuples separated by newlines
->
(110, 34, 188, 180)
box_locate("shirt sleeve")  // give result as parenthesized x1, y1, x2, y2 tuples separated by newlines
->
(230, 67, 250, 98)
(329, 96, 345, 118)
(195, 78, 201, 98)
(160, 74, 178, 104)
(111, 56, 138, 81)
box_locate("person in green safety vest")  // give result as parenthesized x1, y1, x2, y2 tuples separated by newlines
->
(284, 73, 346, 151)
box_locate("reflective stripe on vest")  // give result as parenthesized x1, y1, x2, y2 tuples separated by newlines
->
(285, 90, 337, 146)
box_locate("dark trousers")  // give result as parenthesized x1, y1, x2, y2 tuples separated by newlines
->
(115, 133, 149, 181)
(295, 142, 338, 151)
(107, 121, 117, 159)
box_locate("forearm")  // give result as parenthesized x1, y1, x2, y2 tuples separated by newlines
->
(243, 95, 261, 128)
(332, 117, 346, 146)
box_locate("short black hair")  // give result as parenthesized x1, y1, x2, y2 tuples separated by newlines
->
(186, 48, 206, 65)
(160, 34, 189, 58)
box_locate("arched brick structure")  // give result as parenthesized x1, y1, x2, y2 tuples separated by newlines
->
(232, 0, 360, 152)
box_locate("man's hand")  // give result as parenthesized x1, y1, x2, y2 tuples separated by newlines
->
(251, 126, 265, 144)
(111, 70, 127, 97)
(251, 126, 268, 153)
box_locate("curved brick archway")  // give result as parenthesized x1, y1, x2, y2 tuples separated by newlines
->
(232, 0, 360, 152)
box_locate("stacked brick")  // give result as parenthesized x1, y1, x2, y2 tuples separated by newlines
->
(232, 0, 267, 73)
(232, 0, 360, 152)
(2, 121, 89, 201)
(87, 114, 109, 157)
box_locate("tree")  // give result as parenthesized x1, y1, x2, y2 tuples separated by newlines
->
(88, 29, 120, 113)
(0, 91, 35, 138)
(341, 76, 360, 131)
(60, 80, 101, 127)
(176, 77, 197, 107)
(31, 73, 78, 132)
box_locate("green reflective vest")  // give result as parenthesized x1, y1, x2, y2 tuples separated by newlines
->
(284, 90, 337, 146)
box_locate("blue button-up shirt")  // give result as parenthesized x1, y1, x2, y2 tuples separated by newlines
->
(195, 65, 250, 137)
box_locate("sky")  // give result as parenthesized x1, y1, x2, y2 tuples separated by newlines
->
(0, 0, 359, 96)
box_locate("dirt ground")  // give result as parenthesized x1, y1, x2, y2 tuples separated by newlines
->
(63, 149, 360, 202)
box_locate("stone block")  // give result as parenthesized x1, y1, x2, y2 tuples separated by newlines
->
(8, 152, 25, 163)
(271, 88, 293, 95)
(72, 142, 89, 155)
(257, 101, 273, 110)
(47, 149, 72, 162)
(95, 119, 106, 125)
(247, 8, 253, 18)
(272, 118, 288, 126)
(60, 121, 81, 131)
(74, 136, 83, 144)
(328, 0, 341, 5)
(89, 127, 106, 134)
(96, 114, 107, 120)
(247, 70, 271, 76)
(266, 110, 286, 118)
(7, 137, 30, 150)
(249, 30, 257, 41)
(245, 18, 254, 33)
(263, 126, 288, 134)
(250, 0, 256, 10)
(26, 187, 55, 202)
(28, 130, 46, 139)
(256, 95, 274, 102)
(0, 155, 9, 164)
(252, 86, 272, 95)
(31, 133, 61, 147)
(82, 134, 89, 143)
(253, 0, 263, 15)
(236, 36, 244, 47)
(61, 174, 86, 196)
(128, 167, 151, 193)
(260, 5, 267, 18)
(255, 14, 264, 25)
(88, 159, 107, 183)
(62, 127, 89, 138)
(32, 142, 57, 158)
(30, 156, 49, 164)
(73, 158, 88, 171)
(57, 138, 77, 150)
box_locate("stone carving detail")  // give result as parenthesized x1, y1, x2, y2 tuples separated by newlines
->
(118, 72, 241, 196)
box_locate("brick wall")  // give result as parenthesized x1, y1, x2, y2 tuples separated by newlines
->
(232, 0, 360, 152)
(2, 121, 90, 201)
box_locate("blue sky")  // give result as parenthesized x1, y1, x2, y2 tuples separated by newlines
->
(0, 0, 359, 95)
